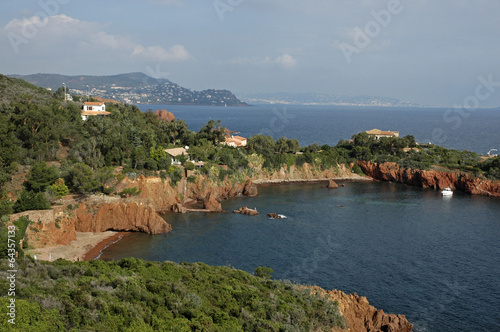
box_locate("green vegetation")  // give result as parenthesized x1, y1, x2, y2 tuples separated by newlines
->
(0, 258, 346, 331)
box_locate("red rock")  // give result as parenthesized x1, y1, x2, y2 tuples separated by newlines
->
(73, 201, 171, 234)
(154, 109, 176, 122)
(233, 206, 259, 216)
(243, 179, 258, 197)
(358, 161, 500, 197)
(327, 179, 339, 189)
(203, 193, 222, 212)
(307, 286, 414, 332)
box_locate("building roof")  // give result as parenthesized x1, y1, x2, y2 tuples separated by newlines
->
(165, 147, 189, 157)
(366, 129, 399, 136)
(84, 102, 105, 106)
(81, 110, 111, 116)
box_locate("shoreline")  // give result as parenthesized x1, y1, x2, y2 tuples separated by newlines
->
(83, 232, 131, 261)
(25, 176, 373, 261)
(252, 175, 372, 185)
(25, 231, 128, 262)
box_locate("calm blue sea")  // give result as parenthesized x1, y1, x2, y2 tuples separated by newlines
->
(136, 104, 500, 155)
(103, 105, 500, 331)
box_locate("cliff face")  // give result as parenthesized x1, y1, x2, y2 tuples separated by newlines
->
(251, 163, 355, 183)
(118, 175, 181, 211)
(73, 200, 171, 234)
(358, 161, 500, 197)
(308, 286, 413, 332)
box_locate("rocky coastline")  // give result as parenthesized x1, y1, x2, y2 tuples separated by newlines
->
(358, 161, 500, 197)
(21, 161, 494, 331)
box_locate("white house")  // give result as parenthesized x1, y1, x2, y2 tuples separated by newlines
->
(222, 135, 247, 147)
(365, 129, 400, 140)
(81, 102, 110, 120)
(165, 147, 191, 165)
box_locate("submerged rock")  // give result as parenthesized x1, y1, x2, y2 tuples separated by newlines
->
(327, 179, 339, 189)
(233, 206, 259, 216)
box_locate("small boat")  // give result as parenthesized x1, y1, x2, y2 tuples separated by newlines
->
(441, 187, 453, 196)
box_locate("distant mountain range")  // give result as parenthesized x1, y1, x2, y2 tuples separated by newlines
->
(237, 92, 422, 107)
(10, 73, 247, 106)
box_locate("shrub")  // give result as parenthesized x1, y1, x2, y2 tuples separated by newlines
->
(254, 266, 274, 279)
(49, 178, 69, 198)
(13, 190, 51, 213)
(118, 187, 141, 198)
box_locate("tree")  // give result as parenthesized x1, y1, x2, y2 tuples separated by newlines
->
(68, 163, 100, 194)
(248, 135, 275, 157)
(149, 145, 167, 163)
(48, 178, 69, 198)
(13, 190, 51, 213)
(254, 266, 274, 279)
(196, 120, 225, 144)
(27, 162, 59, 192)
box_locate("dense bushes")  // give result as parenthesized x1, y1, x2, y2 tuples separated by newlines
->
(0, 258, 346, 331)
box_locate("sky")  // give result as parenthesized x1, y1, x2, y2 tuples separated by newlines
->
(0, 0, 499, 106)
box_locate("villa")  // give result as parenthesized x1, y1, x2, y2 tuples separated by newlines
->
(366, 129, 400, 140)
(81, 102, 110, 120)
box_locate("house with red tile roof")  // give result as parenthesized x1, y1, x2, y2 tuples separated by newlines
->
(81, 102, 111, 120)
(366, 129, 400, 140)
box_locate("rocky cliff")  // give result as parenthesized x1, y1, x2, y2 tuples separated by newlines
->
(358, 161, 500, 197)
(72, 199, 171, 234)
(251, 163, 357, 183)
(308, 286, 413, 332)
(19, 163, 362, 249)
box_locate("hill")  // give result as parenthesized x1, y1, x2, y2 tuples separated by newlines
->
(0, 74, 55, 105)
(0, 257, 346, 331)
(11, 73, 247, 106)
(239, 91, 421, 107)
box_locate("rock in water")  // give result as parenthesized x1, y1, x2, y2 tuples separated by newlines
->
(233, 206, 259, 216)
(327, 179, 339, 189)
(203, 193, 222, 212)
(243, 179, 258, 197)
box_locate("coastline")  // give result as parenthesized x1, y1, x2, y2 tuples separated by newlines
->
(25, 231, 128, 262)
(252, 174, 372, 185)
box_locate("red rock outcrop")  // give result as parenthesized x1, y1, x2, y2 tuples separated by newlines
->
(308, 286, 413, 332)
(328, 179, 339, 189)
(243, 179, 258, 197)
(154, 109, 176, 122)
(233, 206, 259, 216)
(203, 193, 222, 212)
(118, 175, 181, 211)
(358, 161, 500, 197)
(73, 200, 171, 234)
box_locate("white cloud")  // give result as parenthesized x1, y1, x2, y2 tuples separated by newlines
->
(1, 14, 192, 62)
(230, 53, 297, 69)
(274, 54, 297, 69)
(133, 44, 192, 62)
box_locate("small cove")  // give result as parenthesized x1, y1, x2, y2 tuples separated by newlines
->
(101, 181, 500, 332)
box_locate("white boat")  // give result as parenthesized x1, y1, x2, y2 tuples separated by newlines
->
(441, 187, 453, 196)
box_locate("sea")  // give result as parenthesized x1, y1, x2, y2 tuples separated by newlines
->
(101, 105, 500, 332)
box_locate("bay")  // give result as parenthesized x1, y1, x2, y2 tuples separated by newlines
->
(101, 181, 500, 332)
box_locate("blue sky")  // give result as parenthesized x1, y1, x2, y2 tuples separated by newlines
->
(0, 0, 499, 106)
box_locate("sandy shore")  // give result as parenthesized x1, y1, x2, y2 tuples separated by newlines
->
(25, 231, 128, 262)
